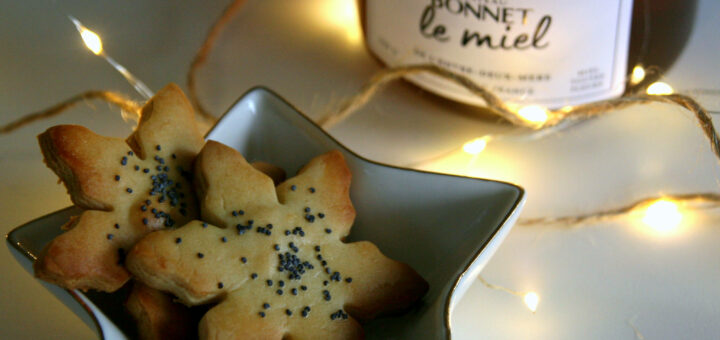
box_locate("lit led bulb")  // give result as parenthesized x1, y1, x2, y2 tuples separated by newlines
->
(69, 16, 103, 55)
(523, 292, 540, 313)
(319, 0, 361, 43)
(642, 199, 682, 234)
(462, 136, 491, 155)
(630, 65, 646, 85)
(646, 82, 674, 95)
(517, 105, 549, 125)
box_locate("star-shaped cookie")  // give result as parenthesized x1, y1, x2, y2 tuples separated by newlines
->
(127, 141, 428, 339)
(34, 83, 205, 292)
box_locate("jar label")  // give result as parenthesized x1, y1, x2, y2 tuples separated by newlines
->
(365, 0, 634, 108)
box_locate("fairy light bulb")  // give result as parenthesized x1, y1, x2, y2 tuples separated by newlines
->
(517, 105, 549, 125)
(67, 15, 154, 99)
(646, 82, 674, 95)
(69, 16, 103, 55)
(319, 0, 361, 43)
(523, 292, 540, 313)
(462, 136, 490, 155)
(642, 199, 682, 234)
(630, 65, 646, 85)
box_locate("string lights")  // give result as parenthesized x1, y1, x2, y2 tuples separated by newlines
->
(477, 276, 540, 313)
(69, 16, 153, 100)
(2, 2, 718, 327)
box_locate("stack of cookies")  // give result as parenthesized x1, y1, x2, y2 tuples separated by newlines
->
(34, 84, 428, 339)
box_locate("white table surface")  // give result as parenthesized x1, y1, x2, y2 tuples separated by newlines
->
(2, 1, 719, 339)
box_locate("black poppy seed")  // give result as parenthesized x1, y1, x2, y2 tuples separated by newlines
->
(175, 237, 182, 244)
(331, 272, 341, 281)
(284, 230, 291, 236)
(156, 145, 161, 151)
(263, 303, 270, 309)
(309, 187, 316, 193)
(318, 213, 325, 218)
(291, 288, 298, 295)
(277, 289, 284, 296)
(218, 282, 224, 289)
(156, 165, 163, 171)
(325, 268, 331, 274)
(151, 208, 157, 214)
(143, 168, 150, 173)
(266, 280, 273, 286)
(273, 244, 280, 251)
(241, 257, 247, 263)
(323, 290, 331, 301)
(325, 228, 332, 234)
(345, 277, 353, 283)
(314, 246, 321, 252)
(121, 157, 127, 165)
(197, 253, 204, 259)
(163, 166, 169, 172)
(304, 207, 311, 213)
(145, 199, 151, 205)
(259, 312, 265, 318)
(172, 153, 176, 159)
(316, 254, 323, 260)
(251, 273, 258, 279)
(248, 219, 254, 225)
(266, 224, 273, 229)
(265, 230, 272, 236)
(285, 309, 292, 316)
(302, 310, 308, 317)
(323, 280, 329, 286)
(141, 205, 147, 211)
(127, 151, 134, 156)
(142, 218, 148, 225)
(291, 185, 296, 191)
(232, 211, 238, 217)
(114, 223, 120, 229)
(106, 233, 114, 240)
(127, 188, 133, 193)
(238, 210, 245, 215)
(202, 223, 208, 228)
(305, 214, 315, 223)
(221, 236, 227, 243)
(301, 285, 307, 291)
(114, 175, 120, 181)
(278, 281, 285, 287)
(134, 165, 139, 171)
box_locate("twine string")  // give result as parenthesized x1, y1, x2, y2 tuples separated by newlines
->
(0, 91, 140, 134)
(517, 192, 720, 227)
(187, 0, 248, 124)
(2, 0, 719, 230)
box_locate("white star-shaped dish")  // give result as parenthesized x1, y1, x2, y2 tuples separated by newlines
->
(7, 87, 525, 339)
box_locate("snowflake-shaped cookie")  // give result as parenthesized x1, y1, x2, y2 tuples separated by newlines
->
(34, 84, 204, 292)
(127, 141, 428, 339)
